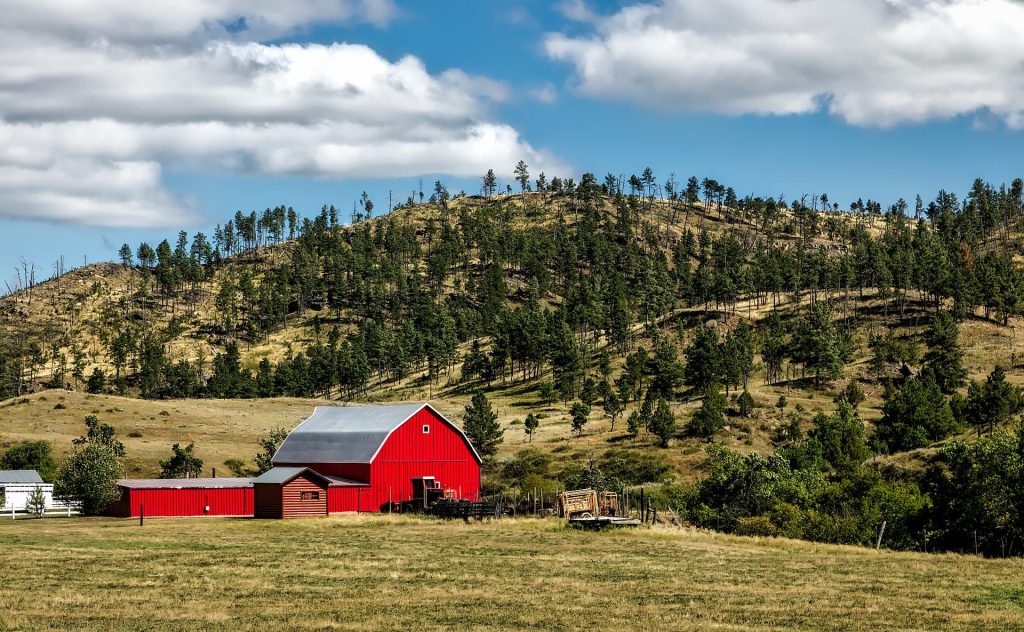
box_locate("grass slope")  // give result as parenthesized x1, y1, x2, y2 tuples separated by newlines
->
(1, 515, 1022, 631)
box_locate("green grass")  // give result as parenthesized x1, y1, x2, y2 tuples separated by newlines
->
(1, 515, 1023, 631)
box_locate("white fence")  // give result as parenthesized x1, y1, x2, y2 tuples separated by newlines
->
(8, 504, 80, 519)
(2, 483, 80, 518)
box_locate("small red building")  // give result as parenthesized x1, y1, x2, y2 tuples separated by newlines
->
(106, 478, 253, 518)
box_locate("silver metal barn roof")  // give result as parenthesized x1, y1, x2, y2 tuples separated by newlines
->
(117, 478, 252, 490)
(272, 403, 481, 465)
(0, 470, 44, 484)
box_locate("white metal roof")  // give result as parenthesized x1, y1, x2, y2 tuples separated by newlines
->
(117, 477, 252, 490)
(0, 470, 44, 484)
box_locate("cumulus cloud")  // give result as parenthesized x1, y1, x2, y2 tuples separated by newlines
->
(545, 0, 1024, 128)
(3, 0, 400, 43)
(0, 1, 562, 227)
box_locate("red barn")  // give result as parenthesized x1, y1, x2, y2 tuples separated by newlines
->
(260, 403, 482, 518)
(102, 403, 480, 519)
(106, 478, 253, 518)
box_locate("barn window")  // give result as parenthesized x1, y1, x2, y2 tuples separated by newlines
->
(422, 424, 430, 434)
(300, 491, 320, 501)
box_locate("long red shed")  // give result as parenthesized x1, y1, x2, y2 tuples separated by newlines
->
(105, 478, 253, 518)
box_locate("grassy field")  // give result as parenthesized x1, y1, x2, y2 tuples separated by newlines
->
(1, 515, 1022, 631)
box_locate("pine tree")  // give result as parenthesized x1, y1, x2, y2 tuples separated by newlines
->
(626, 410, 643, 442)
(649, 398, 677, 448)
(523, 413, 540, 443)
(254, 428, 288, 475)
(603, 391, 624, 432)
(684, 326, 720, 393)
(922, 311, 967, 394)
(790, 301, 844, 386)
(463, 392, 503, 458)
(687, 384, 725, 438)
(570, 402, 590, 436)
(965, 366, 1018, 436)
(26, 485, 47, 517)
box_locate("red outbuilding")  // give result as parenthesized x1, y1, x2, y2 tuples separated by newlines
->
(103, 403, 481, 519)
(105, 478, 253, 518)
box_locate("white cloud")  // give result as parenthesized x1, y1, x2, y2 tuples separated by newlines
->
(530, 83, 558, 105)
(2, 0, 399, 43)
(0, 1, 563, 227)
(545, 0, 1024, 128)
(557, 0, 597, 23)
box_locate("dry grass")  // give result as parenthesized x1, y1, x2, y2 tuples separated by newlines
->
(0, 515, 1022, 631)
(0, 390, 330, 476)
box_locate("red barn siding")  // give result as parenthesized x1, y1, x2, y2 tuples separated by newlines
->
(107, 487, 253, 518)
(327, 486, 371, 513)
(281, 462, 370, 483)
(366, 407, 480, 511)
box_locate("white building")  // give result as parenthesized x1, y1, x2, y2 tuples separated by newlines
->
(0, 470, 55, 513)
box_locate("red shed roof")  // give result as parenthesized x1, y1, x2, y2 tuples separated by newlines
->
(117, 477, 252, 490)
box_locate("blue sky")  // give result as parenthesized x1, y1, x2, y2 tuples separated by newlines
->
(3, 0, 1024, 290)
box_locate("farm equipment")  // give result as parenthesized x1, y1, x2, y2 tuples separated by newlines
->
(558, 489, 639, 530)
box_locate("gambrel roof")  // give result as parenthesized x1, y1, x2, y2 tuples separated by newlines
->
(271, 403, 482, 465)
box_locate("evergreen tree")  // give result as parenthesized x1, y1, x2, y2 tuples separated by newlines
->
(523, 413, 540, 443)
(26, 485, 47, 517)
(602, 391, 624, 432)
(876, 375, 956, 451)
(626, 410, 643, 442)
(463, 392, 503, 458)
(737, 390, 755, 418)
(570, 401, 590, 436)
(922, 311, 967, 394)
(684, 326, 721, 393)
(649, 337, 684, 398)
(965, 366, 1019, 436)
(649, 398, 677, 448)
(790, 301, 845, 386)
(809, 400, 869, 472)
(688, 384, 726, 438)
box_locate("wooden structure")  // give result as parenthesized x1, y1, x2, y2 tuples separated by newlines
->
(253, 467, 330, 519)
(557, 489, 600, 519)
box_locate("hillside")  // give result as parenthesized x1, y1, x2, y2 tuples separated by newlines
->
(2, 182, 1024, 555)
(2, 515, 1023, 631)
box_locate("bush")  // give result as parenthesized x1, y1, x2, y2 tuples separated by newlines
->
(224, 458, 249, 477)
(0, 440, 57, 482)
(26, 485, 47, 517)
(54, 443, 124, 515)
(737, 391, 755, 418)
(734, 515, 779, 537)
(597, 449, 671, 486)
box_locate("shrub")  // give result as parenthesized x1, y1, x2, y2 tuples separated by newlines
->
(26, 485, 47, 517)
(598, 449, 671, 486)
(734, 515, 778, 537)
